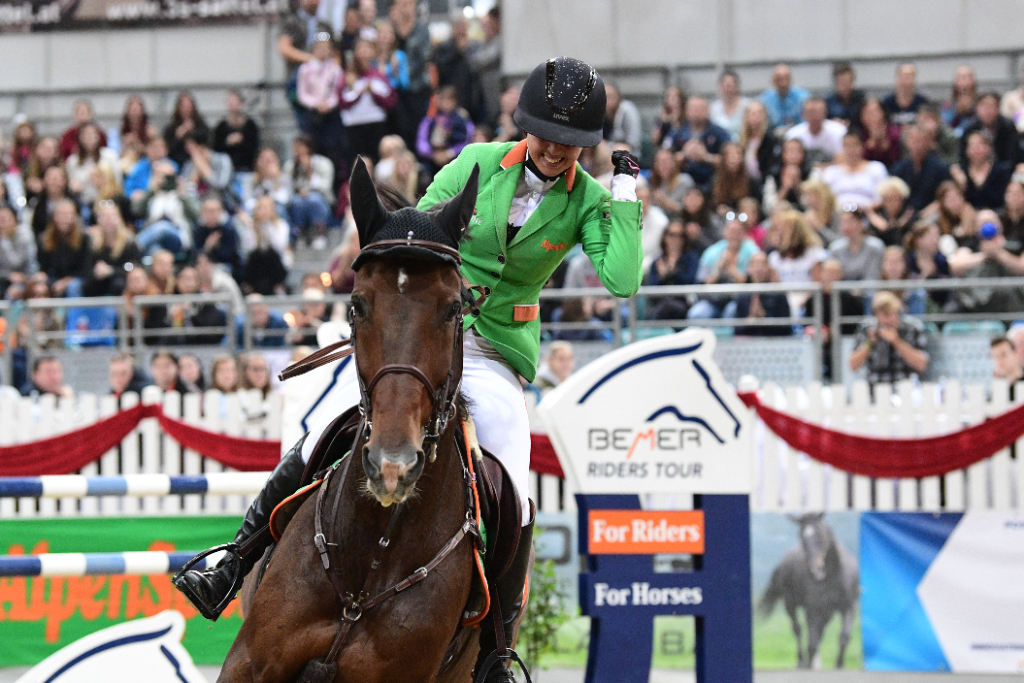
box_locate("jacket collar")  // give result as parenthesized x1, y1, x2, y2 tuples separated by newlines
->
(499, 139, 576, 192)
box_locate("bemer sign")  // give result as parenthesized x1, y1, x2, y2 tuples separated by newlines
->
(538, 329, 753, 683)
(538, 328, 752, 494)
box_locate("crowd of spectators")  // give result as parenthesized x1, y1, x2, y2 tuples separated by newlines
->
(7, 6, 1024, 390)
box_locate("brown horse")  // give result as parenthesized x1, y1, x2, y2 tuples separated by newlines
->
(221, 160, 484, 682)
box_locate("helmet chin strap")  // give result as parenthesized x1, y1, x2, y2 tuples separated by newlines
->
(524, 149, 561, 183)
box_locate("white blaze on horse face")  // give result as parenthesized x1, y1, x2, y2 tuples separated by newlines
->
(397, 268, 408, 294)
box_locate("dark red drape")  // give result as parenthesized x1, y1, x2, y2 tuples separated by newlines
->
(738, 391, 1024, 478)
(529, 433, 564, 478)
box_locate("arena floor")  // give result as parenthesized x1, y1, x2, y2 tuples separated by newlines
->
(1, 667, 1019, 682)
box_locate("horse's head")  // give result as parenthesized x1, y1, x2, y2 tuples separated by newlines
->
(348, 157, 479, 507)
(790, 513, 833, 582)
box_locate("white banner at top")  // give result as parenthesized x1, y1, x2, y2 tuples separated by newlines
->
(537, 328, 752, 495)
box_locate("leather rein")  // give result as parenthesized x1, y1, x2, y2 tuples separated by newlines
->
(281, 240, 489, 668)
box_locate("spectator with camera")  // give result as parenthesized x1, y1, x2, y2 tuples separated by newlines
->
(849, 291, 929, 385)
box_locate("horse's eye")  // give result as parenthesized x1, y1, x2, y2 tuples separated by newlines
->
(349, 297, 368, 321)
(445, 301, 461, 321)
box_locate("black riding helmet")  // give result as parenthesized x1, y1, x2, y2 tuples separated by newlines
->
(513, 57, 606, 148)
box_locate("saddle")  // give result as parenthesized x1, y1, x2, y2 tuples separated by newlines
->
(263, 407, 524, 626)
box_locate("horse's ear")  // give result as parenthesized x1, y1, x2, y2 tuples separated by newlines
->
(436, 163, 480, 244)
(350, 156, 389, 247)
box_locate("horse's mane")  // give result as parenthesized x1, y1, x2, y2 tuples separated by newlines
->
(376, 182, 414, 211)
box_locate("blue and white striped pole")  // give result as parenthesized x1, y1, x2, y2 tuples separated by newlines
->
(0, 473, 271, 499)
(0, 551, 224, 577)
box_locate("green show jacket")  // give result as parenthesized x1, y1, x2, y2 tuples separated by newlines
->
(417, 140, 643, 382)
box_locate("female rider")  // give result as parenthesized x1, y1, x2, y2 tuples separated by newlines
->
(175, 56, 643, 683)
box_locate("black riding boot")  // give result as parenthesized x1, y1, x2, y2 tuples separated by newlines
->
(174, 434, 308, 621)
(474, 512, 535, 683)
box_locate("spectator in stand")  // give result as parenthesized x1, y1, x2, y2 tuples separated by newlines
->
(148, 350, 178, 393)
(669, 96, 730, 190)
(373, 135, 407, 182)
(785, 97, 846, 166)
(374, 20, 410, 97)
(772, 137, 811, 189)
(160, 264, 226, 345)
(119, 95, 155, 160)
(829, 205, 885, 281)
(990, 336, 1024, 385)
(689, 214, 761, 320)
(163, 92, 209, 168)
(739, 197, 767, 247)
(805, 258, 865, 380)
(648, 148, 694, 217)
(59, 101, 108, 161)
(933, 180, 978, 253)
(533, 341, 575, 390)
(878, 244, 927, 314)
(768, 210, 827, 315)
(760, 63, 810, 130)
(124, 136, 177, 201)
(10, 120, 37, 177)
(822, 133, 889, 207)
(288, 288, 328, 346)
(904, 221, 950, 312)
(850, 291, 929, 384)
(211, 355, 239, 393)
(642, 220, 700, 320)
(825, 61, 865, 126)
(470, 6, 502, 122)
(882, 63, 929, 127)
(678, 187, 718, 252)
(941, 65, 977, 135)
(109, 353, 149, 397)
(491, 86, 523, 143)
(196, 251, 243, 315)
(949, 211, 1024, 315)
(866, 177, 916, 247)
(178, 353, 205, 393)
(551, 297, 613, 343)
(241, 225, 288, 296)
(652, 86, 686, 150)
(959, 92, 1019, 166)
(916, 103, 960, 166)
(121, 264, 163, 341)
(416, 85, 472, 175)
(245, 148, 292, 215)
(38, 199, 91, 298)
(603, 82, 641, 152)
(20, 356, 73, 398)
(891, 123, 951, 211)
(243, 196, 292, 265)
(240, 352, 273, 398)
(133, 155, 198, 258)
(0, 204, 36, 294)
(296, 31, 344, 155)
(738, 100, 779, 185)
(149, 249, 175, 295)
(181, 129, 235, 204)
(950, 131, 1013, 210)
(83, 202, 141, 297)
(31, 166, 76, 239)
(383, 150, 420, 205)
(336, 4, 363, 59)
(66, 123, 121, 210)
(800, 179, 840, 245)
(636, 177, 669, 270)
(734, 251, 791, 336)
(24, 137, 62, 202)
(277, 0, 333, 127)
(239, 294, 289, 348)
(998, 180, 1024, 255)
(711, 142, 760, 211)
(434, 17, 484, 123)
(389, 0, 432, 150)
(193, 194, 242, 280)
(213, 91, 261, 174)
(1000, 65, 1024, 132)
(340, 38, 396, 165)
(858, 98, 903, 169)
(709, 70, 748, 142)
(284, 135, 334, 247)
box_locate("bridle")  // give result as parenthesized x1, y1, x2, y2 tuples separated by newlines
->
(278, 238, 488, 462)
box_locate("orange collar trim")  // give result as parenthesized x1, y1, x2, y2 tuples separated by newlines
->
(499, 139, 576, 192)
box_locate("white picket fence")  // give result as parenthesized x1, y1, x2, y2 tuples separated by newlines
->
(752, 379, 1022, 513)
(2, 381, 1019, 519)
(0, 386, 281, 519)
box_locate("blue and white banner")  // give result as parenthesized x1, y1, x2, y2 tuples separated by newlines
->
(862, 512, 1024, 673)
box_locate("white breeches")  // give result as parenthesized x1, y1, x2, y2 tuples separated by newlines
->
(300, 339, 533, 524)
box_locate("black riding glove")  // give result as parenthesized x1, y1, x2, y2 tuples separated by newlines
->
(611, 150, 641, 178)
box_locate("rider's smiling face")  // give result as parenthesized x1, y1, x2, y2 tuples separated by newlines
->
(526, 134, 582, 178)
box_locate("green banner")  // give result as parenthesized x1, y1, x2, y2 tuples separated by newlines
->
(0, 516, 243, 666)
